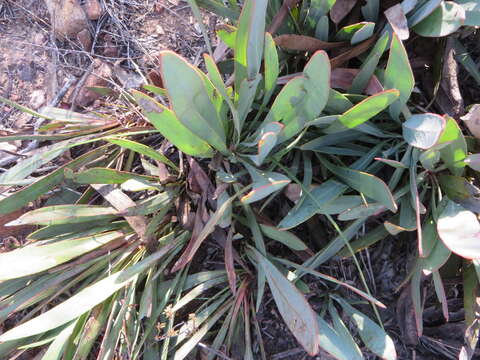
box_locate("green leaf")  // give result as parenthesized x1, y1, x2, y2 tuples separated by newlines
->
(335, 22, 372, 42)
(320, 158, 397, 212)
(350, 31, 389, 94)
(132, 90, 213, 157)
(362, 0, 379, 21)
(67, 167, 158, 185)
(324, 90, 399, 133)
(106, 138, 178, 170)
(234, 0, 268, 89)
(0, 236, 181, 341)
(241, 168, 290, 204)
(384, 33, 414, 120)
(264, 51, 330, 141)
(438, 115, 467, 175)
(408, 0, 442, 26)
(413, 2, 466, 37)
(41, 321, 77, 360)
(420, 219, 451, 273)
(335, 298, 397, 360)
(437, 200, 480, 259)
(0, 146, 109, 215)
(402, 113, 446, 149)
(262, 32, 279, 106)
(8, 205, 118, 226)
(0, 136, 93, 184)
(159, 51, 227, 153)
(259, 224, 308, 251)
(0, 231, 124, 280)
(247, 122, 283, 166)
(457, 0, 480, 26)
(254, 249, 320, 356)
(328, 304, 364, 360)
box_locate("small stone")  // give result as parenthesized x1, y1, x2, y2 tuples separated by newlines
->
(30, 90, 46, 109)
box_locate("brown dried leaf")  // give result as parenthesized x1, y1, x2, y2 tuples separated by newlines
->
(385, 4, 409, 40)
(225, 227, 236, 295)
(171, 198, 206, 272)
(330, 35, 377, 68)
(330, 0, 357, 24)
(91, 184, 151, 246)
(396, 285, 420, 346)
(274, 34, 346, 52)
(331, 68, 383, 95)
(463, 104, 480, 139)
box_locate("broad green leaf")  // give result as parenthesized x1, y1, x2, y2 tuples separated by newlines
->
(457, 0, 480, 26)
(325, 90, 399, 133)
(374, 158, 408, 168)
(159, 51, 227, 153)
(41, 321, 77, 360)
(335, 22, 372, 42)
(234, 0, 268, 89)
(325, 89, 353, 114)
(413, 2, 466, 37)
(315, 16, 329, 41)
(384, 33, 414, 120)
(106, 138, 178, 170)
(402, 113, 445, 149)
(420, 223, 451, 274)
(350, 31, 390, 94)
(0, 236, 181, 341)
(0, 231, 124, 280)
(438, 115, 467, 175)
(408, 0, 442, 26)
(320, 158, 397, 212)
(328, 304, 364, 360)
(265, 51, 330, 141)
(437, 200, 480, 259)
(0, 146, 109, 215)
(259, 224, 308, 251)
(197, 0, 240, 19)
(351, 23, 375, 44)
(362, 0, 379, 21)
(0, 136, 91, 184)
(317, 315, 363, 360)
(66, 167, 157, 185)
(247, 122, 283, 166)
(338, 203, 386, 221)
(217, 25, 237, 48)
(203, 54, 241, 136)
(132, 90, 213, 157)
(335, 298, 397, 360)
(241, 171, 290, 204)
(263, 32, 279, 106)
(237, 75, 262, 129)
(254, 249, 320, 355)
(8, 204, 118, 226)
(465, 154, 480, 171)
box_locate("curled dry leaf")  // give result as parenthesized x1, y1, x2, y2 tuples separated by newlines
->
(385, 4, 409, 40)
(44, 0, 89, 38)
(462, 104, 480, 138)
(274, 34, 346, 52)
(75, 59, 112, 107)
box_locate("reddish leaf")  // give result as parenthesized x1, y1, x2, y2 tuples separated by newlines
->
(385, 4, 409, 40)
(330, 0, 357, 24)
(274, 34, 346, 52)
(225, 227, 236, 295)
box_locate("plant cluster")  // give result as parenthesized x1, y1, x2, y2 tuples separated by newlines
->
(1, 0, 480, 359)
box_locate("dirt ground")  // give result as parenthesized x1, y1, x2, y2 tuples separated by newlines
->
(0, 1, 479, 359)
